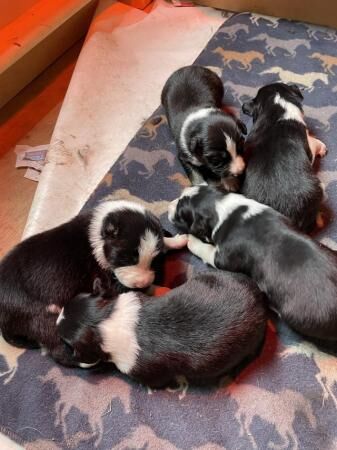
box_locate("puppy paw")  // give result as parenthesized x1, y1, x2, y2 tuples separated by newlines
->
(187, 234, 200, 253)
(317, 141, 328, 158)
(164, 234, 188, 250)
(46, 304, 62, 314)
(187, 235, 216, 267)
(316, 212, 325, 229)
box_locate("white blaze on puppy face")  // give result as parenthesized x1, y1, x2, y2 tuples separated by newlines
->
(224, 134, 245, 176)
(212, 193, 268, 238)
(99, 292, 141, 374)
(114, 229, 159, 289)
(274, 93, 305, 125)
(89, 200, 146, 270)
(56, 308, 65, 326)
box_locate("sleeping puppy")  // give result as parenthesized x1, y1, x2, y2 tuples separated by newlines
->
(169, 185, 337, 343)
(57, 273, 266, 384)
(241, 82, 326, 232)
(0, 199, 186, 366)
(161, 65, 247, 190)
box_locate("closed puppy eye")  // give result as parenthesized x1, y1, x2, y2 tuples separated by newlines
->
(208, 156, 227, 168)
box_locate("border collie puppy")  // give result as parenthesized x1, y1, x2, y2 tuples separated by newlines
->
(57, 273, 266, 385)
(169, 185, 337, 343)
(0, 199, 186, 366)
(161, 65, 247, 190)
(241, 82, 326, 232)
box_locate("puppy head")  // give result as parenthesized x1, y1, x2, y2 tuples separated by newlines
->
(56, 278, 113, 366)
(242, 83, 304, 121)
(168, 185, 224, 241)
(90, 200, 164, 289)
(190, 114, 246, 179)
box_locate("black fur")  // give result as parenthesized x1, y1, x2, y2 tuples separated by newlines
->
(241, 83, 323, 232)
(0, 203, 165, 366)
(171, 185, 337, 343)
(58, 272, 267, 387)
(161, 65, 246, 188)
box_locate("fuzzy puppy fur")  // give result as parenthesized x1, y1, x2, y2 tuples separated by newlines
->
(161, 65, 247, 189)
(57, 272, 266, 387)
(241, 82, 326, 232)
(0, 199, 186, 366)
(169, 185, 337, 343)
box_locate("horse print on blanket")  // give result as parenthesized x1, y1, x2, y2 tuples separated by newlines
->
(1, 12, 337, 450)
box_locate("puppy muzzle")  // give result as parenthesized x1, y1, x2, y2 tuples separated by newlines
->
(229, 156, 245, 176)
(114, 266, 155, 289)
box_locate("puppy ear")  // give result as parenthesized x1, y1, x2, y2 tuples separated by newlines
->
(73, 329, 103, 366)
(189, 134, 203, 160)
(190, 214, 211, 240)
(288, 84, 304, 100)
(237, 119, 247, 135)
(93, 278, 104, 296)
(102, 216, 119, 239)
(242, 100, 254, 116)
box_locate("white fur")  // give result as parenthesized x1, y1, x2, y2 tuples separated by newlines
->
(212, 193, 268, 238)
(99, 292, 141, 374)
(168, 186, 200, 222)
(224, 133, 245, 176)
(168, 199, 179, 223)
(225, 134, 236, 159)
(274, 93, 305, 125)
(180, 107, 218, 162)
(56, 308, 65, 326)
(181, 186, 201, 198)
(138, 229, 159, 269)
(114, 229, 159, 288)
(187, 235, 217, 267)
(89, 200, 146, 270)
(79, 361, 100, 369)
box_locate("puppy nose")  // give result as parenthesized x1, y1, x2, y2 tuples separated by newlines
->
(230, 156, 245, 176)
(134, 271, 155, 289)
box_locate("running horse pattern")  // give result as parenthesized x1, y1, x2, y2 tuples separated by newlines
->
(1, 12, 337, 450)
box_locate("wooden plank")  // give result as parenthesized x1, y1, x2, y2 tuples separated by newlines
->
(0, 0, 97, 108)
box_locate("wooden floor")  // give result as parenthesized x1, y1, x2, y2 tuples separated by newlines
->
(0, 42, 82, 257)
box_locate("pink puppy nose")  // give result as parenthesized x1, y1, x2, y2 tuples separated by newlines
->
(134, 271, 155, 289)
(230, 156, 245, 176)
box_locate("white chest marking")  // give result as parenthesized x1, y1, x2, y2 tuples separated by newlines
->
(99, 292, 141, 374)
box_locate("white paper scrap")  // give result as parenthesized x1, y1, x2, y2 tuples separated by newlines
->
(15, 144, 48, 181)
(24, 168, 41, 182)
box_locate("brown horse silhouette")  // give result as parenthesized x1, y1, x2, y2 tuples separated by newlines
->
(119, 146, 175, 178)
(213, 48, 265, 71)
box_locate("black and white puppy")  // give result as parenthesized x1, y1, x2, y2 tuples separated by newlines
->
(169, 185, 337, 343)
(57, 272, 266, 386)
(0, 199, 186, 366)
(161, 65, 247, 189)
(241, 82, 326, 232)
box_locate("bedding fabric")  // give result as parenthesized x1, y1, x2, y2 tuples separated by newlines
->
(1, 12, 337, 450)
